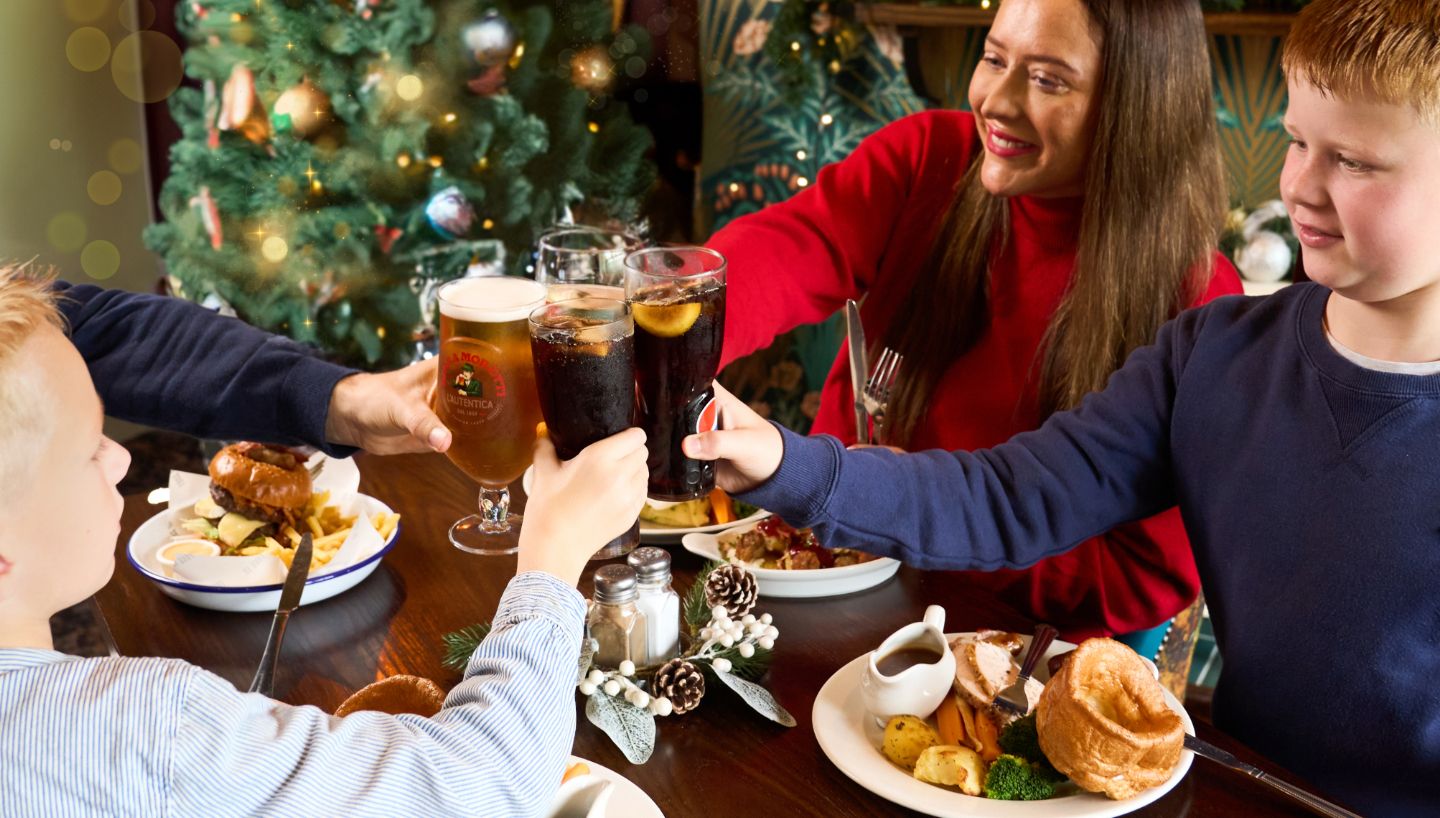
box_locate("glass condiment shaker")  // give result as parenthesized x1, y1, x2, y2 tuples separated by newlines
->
(587, 564, 648, 671)
(628, 546, 681, 671)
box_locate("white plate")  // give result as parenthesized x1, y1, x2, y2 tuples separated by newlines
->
(566, 756, 664, 818)
(125, 493, 400, 613)
(812, 633, 1194, 817)
(522, 466, 770, 543)
(681, 519, 901, 598)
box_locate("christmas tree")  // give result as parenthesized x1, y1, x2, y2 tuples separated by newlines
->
(146, 0, 655, 367)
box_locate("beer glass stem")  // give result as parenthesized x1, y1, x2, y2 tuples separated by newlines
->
(477, 485, 513, 533)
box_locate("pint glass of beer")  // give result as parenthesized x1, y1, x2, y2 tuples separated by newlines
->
(435, 276, 547, 555)
(528, 297, 640, 559)
(535, 227, 641, 303)
(624, 247, 726, 501)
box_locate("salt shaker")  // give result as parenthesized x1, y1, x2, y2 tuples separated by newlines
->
(628, 547, 680, 670)
(587, 564, 648, 671)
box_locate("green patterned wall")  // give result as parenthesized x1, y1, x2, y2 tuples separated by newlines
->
(1211, 35, 1290, 208)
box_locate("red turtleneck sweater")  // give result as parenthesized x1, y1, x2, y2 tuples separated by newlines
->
(710, 110, 1242, 639)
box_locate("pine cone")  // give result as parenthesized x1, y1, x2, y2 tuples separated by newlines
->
(705, 563, 758, 618)
(653, 658, 706, 714)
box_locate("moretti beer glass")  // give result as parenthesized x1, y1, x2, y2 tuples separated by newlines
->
(624, 247, 726, 500)
(528, 297, 640, 559)
(435, 276, 546, 555)
(535, 227, 642, 303)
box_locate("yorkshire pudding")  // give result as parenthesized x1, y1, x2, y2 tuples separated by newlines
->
(335, 675, 446, 718)
(1035, 638, 1183, 800)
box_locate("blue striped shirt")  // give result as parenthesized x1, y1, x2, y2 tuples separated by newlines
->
(1, 572, 586, 817)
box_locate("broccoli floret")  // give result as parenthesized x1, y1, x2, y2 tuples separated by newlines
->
(997, 715, 1064, 780)
(984, 754, 1057, 801)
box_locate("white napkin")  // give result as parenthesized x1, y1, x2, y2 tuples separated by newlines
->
(173, 553, 288, 586)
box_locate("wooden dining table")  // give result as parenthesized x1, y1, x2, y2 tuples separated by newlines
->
(97, 451, 1336, 817)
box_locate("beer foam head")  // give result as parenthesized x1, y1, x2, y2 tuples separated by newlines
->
(438, 276, 546, 322)
(0, 263, 63, 507)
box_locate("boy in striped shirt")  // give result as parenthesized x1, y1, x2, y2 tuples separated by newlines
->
(0, 265, 648, 817)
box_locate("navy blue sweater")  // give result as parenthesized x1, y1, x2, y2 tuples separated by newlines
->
(746, 283, 1440, 816)
(55, 283, 357, 454)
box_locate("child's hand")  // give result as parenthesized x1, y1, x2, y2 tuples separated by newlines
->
(682, 383, 783, 494)
(517, 427, 647, 587)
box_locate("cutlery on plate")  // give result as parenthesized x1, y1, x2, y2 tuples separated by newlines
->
(248, 532, 313, 697)
(993, 624, 1058, 715)
(1183, 734, 1364, 818)
(860, 347, 903, 446)
(844, 299, 870, 444)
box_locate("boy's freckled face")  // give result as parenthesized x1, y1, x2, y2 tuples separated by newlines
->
(1, 326, 131, 613)
(1280, 80, 1440, 302)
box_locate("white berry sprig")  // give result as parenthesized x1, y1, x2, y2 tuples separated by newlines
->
(576, 661, 675, 717)
(689, 607, 779, 672)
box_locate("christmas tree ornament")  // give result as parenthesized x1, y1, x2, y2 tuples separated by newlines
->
(1236, 231, 1293, 283)
(218, 64, 270, 144)
(424, 186, 475, 239)
(571, 45, 614, 92)
(461, 10, 519, 95)
(273, 80, 332, 139)
(374, 225, 403, 255)
(653, 658, 705, 714)
(354, 0, 380, 19)
(188, 186, 223, 250)
(704, 563, 758, 618)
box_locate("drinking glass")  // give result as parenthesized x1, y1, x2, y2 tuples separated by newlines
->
(528, 297, 640, 559)
(536, 228, 642, 303)
(624, 246, 727, 501)
(434, 276, 547, 554)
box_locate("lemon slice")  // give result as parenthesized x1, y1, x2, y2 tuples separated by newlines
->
(633, 301, 701, 337)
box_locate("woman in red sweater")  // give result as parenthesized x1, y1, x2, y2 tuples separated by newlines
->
(709, 0, 1242, 642)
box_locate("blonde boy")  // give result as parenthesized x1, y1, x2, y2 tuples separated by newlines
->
(0, 267, 649, 816)
(687, 2, 1440, 814)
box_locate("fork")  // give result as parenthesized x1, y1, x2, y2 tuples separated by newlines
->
(860, 347, 903, 445)
(994, 624, 1058, 715)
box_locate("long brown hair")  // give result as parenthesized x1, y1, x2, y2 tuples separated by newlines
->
(882, 0, 1226, 446)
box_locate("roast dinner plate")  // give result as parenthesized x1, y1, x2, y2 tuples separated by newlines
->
(681, 519, 901, 598)
(811, 633, 1193, 817)
(522, 466, 769, 543)
(564, 756, 664, 818)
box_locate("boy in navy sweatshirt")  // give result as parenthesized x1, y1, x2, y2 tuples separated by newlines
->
(687, 1, 1440, 814)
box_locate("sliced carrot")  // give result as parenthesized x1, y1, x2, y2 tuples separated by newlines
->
(562, 762, 590, 783)
(974, 708, 1001, 763)
(935, 692, 966, 746)
(709, 488, 736, 524)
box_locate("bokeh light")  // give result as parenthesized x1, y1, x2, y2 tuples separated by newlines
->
(66, 27, 111, 72)
(47, 213, 88, 253)
(50, 138, 62, 150)
(261, 236, 289, 262)
(119, 0, 156, 32)
(111, 31, 183, 103)
(396, 74, 423, 101)
(88, 171, 123, 205)
(81, 240, 121, 280)
(63, 0, 109, 24)
(107, 138, 143, 174)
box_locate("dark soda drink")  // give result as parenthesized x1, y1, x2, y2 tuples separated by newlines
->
(626, 248, 727, 501)
(528, 298, 639, 558)
(531, 317, 635, 459)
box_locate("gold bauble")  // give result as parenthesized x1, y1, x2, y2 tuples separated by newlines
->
(571, 45, 614, 93)
(273, 80, 332, 139)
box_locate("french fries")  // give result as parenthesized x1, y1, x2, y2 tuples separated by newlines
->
(191, 488, 399, 573)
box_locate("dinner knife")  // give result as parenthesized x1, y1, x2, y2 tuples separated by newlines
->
(1183, 734, 1363, 818)
(844, 299, 870, 444)
(248, 532, 313, 697)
